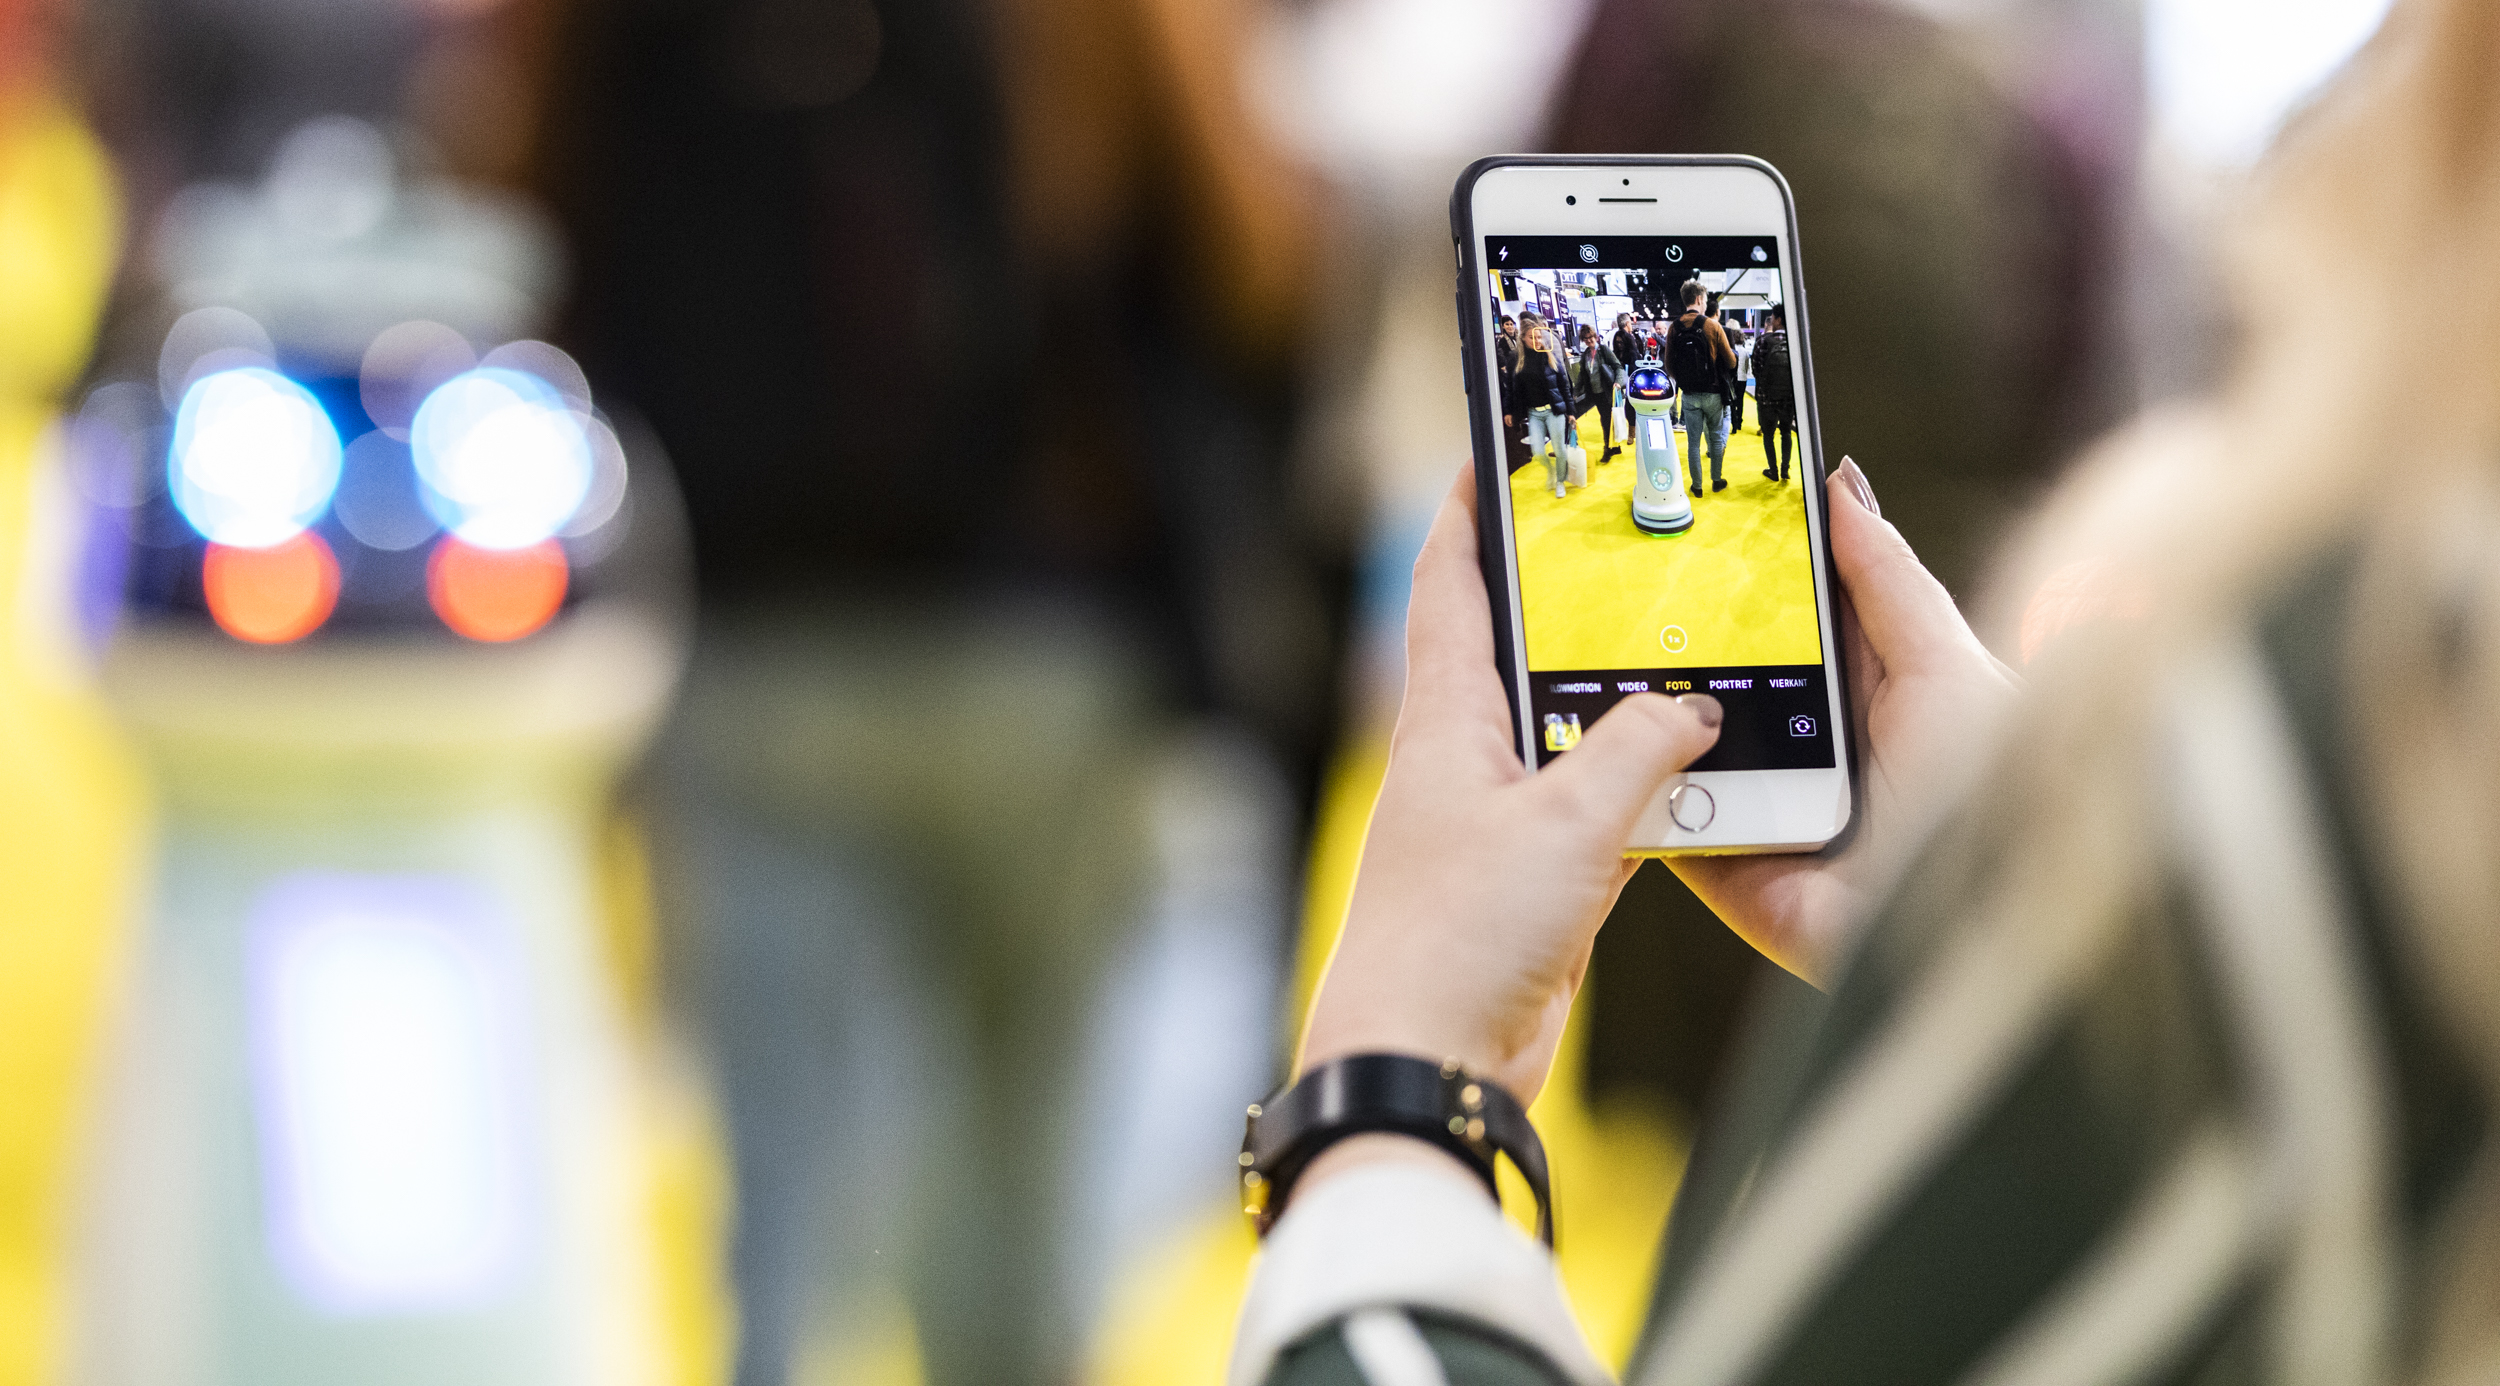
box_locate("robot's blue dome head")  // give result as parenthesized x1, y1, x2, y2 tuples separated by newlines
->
(1629, 366, 1672, 400)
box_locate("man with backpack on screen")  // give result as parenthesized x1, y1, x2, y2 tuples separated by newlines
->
(1668, 278, 1737, 494)
(1754, 302, 1797, 483)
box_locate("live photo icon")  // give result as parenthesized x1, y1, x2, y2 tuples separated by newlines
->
(1788, 714, 1817, 737)
(1579, 244, 1598, 263)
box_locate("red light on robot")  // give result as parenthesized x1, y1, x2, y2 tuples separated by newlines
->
(428, 538, 568, 642)
(203, 533, 341, 644)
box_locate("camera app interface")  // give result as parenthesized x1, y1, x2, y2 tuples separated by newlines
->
(1486, 235, 1833, 771)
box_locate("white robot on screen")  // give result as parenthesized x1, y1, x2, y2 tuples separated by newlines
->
(1624, 359, 1693, 535)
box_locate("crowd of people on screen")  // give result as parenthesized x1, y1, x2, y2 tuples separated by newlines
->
(1496, 280, 1796, 502)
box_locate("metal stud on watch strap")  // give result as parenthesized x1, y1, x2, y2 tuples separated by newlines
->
(1239, 1053, 1555, 1247)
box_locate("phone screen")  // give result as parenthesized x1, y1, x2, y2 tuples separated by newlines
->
(1484, 234, 1835, 773)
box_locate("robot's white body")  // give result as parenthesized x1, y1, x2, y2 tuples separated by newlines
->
(82, 614, 684, 1386)
(1625, 363, 1694, 536)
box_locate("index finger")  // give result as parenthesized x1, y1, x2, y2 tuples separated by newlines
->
(1826, 462, 1986, 677)
(1400, 465, 1519, 749)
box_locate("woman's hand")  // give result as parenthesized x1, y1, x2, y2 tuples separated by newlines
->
(1288, 456, 2010, 1211)
(1297, 470, 1724, 1106)
(1671, 458, 2020, 982)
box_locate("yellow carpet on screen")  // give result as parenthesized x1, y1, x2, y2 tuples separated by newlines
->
(1510, 409, 1820, 672)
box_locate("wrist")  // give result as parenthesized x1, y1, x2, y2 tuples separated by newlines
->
(1299, 938, 1513, 1086)
(1299, 973, 1541, 1100)
(1298, 1017, 1515, 1096)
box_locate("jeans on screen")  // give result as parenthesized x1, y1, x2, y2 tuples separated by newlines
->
(1681, 390, 1726, 489)
(1525, 406, 1567, 494)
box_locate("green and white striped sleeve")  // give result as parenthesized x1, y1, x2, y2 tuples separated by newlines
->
(1230, 1162, 1609, 1386)
(1268, 1308, 1580, 1386)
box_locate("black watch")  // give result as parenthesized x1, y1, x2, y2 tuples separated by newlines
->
(1238, 1053, 1555, 1247)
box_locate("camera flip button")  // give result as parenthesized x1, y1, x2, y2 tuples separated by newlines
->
(1668, 783, 1715, 832)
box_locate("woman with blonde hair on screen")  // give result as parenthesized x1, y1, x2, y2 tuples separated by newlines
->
(1231, 1, 2500, 1382)
(1508, 316, 1581, 499)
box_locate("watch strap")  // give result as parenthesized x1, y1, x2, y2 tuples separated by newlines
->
(1240, 1053, 1554, 1247)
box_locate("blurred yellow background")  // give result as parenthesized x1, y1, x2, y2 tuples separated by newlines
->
(0, 96, 142, 1386)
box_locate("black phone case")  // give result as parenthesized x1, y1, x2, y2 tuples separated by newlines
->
(1447, 154, 1859, 851)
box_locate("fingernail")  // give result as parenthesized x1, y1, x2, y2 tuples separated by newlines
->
(1675, 693, 1723, 729)
(1838, 457, 1879, 518)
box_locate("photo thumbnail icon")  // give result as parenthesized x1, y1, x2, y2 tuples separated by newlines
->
(1543, 712, 1584, 753)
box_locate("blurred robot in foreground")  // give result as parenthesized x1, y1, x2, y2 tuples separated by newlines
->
(70, 118, 697, 1385)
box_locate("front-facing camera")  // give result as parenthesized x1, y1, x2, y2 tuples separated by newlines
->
(1566, 196, 1577, 205)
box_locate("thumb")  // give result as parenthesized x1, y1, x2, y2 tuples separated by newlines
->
(1530, 694, 1722, 833)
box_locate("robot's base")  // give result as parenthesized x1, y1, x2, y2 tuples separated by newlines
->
(1632, 506, 1694, 536)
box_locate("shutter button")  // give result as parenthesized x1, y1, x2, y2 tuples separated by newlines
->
(1668, 783, 1714, 832)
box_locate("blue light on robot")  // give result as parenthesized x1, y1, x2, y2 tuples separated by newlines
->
(168, 367, 344, 547)
(246, 874, 536, 1315)
(409, 368, 594, 550)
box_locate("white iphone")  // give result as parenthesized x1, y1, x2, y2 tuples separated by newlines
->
(1452, 155, 1853, 854)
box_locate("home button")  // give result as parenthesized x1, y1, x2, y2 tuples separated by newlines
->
(1668, 783, 1715, 832)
